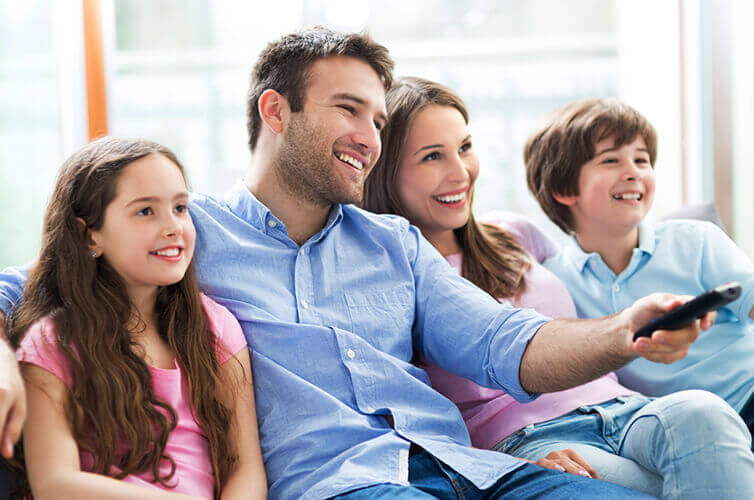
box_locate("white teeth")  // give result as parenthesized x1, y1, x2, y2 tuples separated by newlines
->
(434, 192, 466, 204)
(613, 193, 642, 201)
(336, 152, 363, 170)
(154, 248, 180, 257)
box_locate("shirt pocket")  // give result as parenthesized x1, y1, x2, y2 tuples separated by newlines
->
(344, 287, 414, 360)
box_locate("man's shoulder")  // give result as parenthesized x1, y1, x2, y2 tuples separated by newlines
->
(342, 204, 412, 235)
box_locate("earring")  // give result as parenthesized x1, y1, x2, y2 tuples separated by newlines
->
(91, 251, 97, 258)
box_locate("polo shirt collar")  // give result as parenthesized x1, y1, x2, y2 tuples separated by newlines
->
(564, 221, 656, 273)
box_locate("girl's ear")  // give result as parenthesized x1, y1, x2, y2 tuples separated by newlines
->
(76, 217, 102, 257)
(258, 89, 290, 137)
(553, 193, 577, 206)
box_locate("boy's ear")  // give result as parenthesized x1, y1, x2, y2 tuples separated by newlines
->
(258, 89, 290, 137)
(552, 193, 577, 206)
(76, 217, 102, 257)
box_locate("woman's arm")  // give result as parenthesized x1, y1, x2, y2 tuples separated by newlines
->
(23, 364, 204, 500)
(218, 348, 267, 500)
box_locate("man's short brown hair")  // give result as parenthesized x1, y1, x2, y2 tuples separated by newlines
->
(524, 98, 658, 234)
(246, 26, 394, 151)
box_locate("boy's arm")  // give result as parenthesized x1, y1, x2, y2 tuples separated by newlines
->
(0, 311, 25, 459)
(697, 222, 754, 322)
(23, 364, 204, 500)
(519, 293, 713, 393)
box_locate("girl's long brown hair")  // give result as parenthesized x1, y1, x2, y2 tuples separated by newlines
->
(9, 137, 236, 497)
(363, 77, 530, 300)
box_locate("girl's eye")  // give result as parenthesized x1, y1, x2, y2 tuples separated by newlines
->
(602, 158, 618, 164)
(422, 152, 440, 162)
(460, 142, 472, 153)
(636, 158, 649, 165)
(174, 204, 188, 214)
(136, 207, 153, 216)
(374, 120, 384, 131)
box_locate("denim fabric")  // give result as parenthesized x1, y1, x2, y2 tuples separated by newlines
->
(495, 391, 754, 499)
(331, 449, 652, 499)
(545, 220, 754, 413)
(0, 183, 553, 500)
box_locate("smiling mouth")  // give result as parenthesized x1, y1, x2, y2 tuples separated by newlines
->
(433, 192, 467, 204)
(612, 193, 643, 201)
(149, 247, 183, 260)
(335, 152, 364, 171)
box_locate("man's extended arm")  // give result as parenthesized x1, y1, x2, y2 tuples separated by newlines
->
(0, 311, 26, 458)
(519, 293, 711, 394)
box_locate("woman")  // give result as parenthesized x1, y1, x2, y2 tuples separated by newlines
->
(361, 77, 754, 499)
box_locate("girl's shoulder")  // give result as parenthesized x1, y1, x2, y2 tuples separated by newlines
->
(199, 293, 248, 363)
(16, 314, 72, 385)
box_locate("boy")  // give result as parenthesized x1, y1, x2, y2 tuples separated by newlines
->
(524, 97, 754, 440)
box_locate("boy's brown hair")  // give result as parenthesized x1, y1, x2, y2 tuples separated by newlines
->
(246, 26, 394, 151)
(524, 98, 658, 234)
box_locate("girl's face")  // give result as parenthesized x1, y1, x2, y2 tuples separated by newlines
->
(89, 153, 195, 298)
(396, 104, 479, 238)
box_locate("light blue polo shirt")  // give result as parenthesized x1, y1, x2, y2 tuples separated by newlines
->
(545, 220, 754, 412)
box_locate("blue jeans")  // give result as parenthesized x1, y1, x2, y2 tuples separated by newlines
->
(494, 391, 754, 499)
(331, 447, 651, 499)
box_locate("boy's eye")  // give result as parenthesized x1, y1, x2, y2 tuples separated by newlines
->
(422, 152, 441, 162)
(460, 141, 472, 153)
(337, 104, 355, 114)
(136, 207, 153, 216)
(602, 158, 618, 164)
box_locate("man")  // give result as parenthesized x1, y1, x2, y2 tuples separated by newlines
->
(1, 28, 710, 499)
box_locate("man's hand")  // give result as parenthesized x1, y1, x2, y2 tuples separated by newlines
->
(620, 293, 715, 364)
(0, 317, 26, 459)
(521, 449, 598, 479)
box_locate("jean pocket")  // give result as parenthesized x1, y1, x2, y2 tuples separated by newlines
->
(493, 426, 531, 454)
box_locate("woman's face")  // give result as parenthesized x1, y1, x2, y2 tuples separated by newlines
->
(396, 104, 480, 238)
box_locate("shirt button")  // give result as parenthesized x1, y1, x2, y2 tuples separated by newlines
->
(613, 284, 620, 292)
(346, 349, 356, 359)
(301, 299, 309, 309)
(267, 220, 277, 228)
(299, 248, 306, 256)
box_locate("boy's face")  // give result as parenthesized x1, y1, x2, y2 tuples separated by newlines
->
(557, 135, 655, 237)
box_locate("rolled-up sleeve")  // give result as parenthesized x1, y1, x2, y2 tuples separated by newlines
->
(407, 226, 550, 402)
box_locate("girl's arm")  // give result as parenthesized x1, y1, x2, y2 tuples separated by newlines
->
(217, 347, 267, 500)
(23, 364, 204, 500)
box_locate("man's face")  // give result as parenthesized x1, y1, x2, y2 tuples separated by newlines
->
(276, 56, 387, 206)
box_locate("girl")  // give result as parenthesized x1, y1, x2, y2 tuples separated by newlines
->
(362, 77, 754, 498)
(8, 137, 267, 499)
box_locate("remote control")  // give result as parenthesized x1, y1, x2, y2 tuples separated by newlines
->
(633, 282, 741, 340)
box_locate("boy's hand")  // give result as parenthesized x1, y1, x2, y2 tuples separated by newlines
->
(621, 293, 715, 364)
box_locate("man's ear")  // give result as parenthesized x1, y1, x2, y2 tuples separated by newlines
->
(258, 89, 289, 137)
(76, 217, 102, 257)
(552, 193, 577, 206)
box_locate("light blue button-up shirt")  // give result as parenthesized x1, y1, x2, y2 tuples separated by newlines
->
(1, 181, 549, 499)
(545, 220, 754, 412)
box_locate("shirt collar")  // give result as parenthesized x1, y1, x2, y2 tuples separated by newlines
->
(564, 221, 656, 274)
(224, 179, 344, 241)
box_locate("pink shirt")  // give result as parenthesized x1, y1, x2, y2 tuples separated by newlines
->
(421, 211, 636, 450)
(17, 294, 248, 499)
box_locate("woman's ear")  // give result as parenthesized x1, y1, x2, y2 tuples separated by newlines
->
(258, 89, 290, 137)
(76, 217, 102, 257)
(552, 193, 577, 206)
